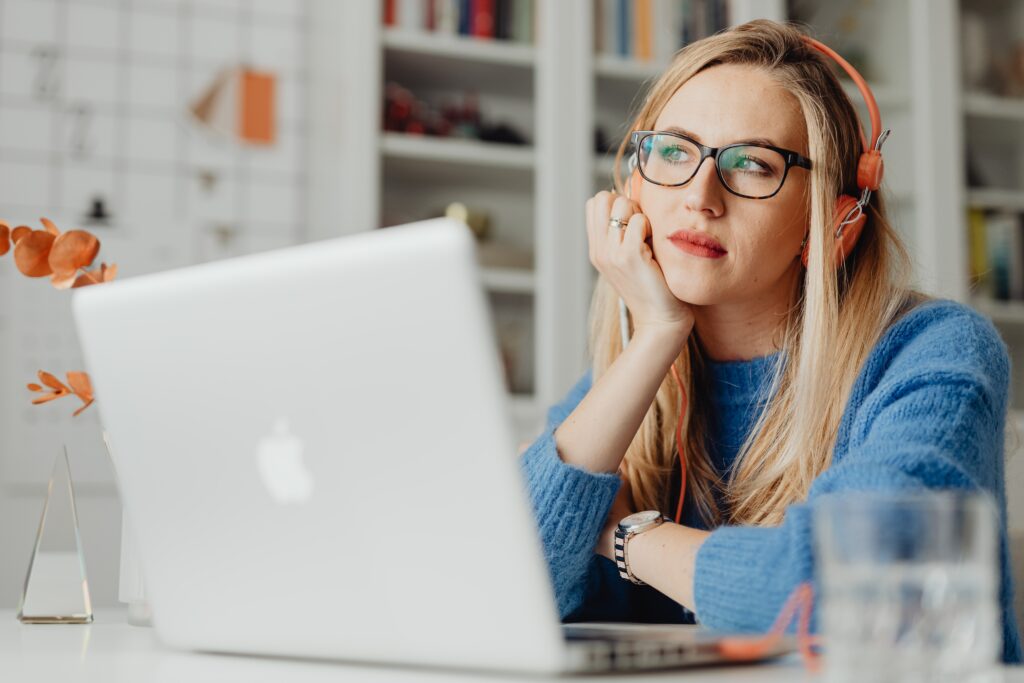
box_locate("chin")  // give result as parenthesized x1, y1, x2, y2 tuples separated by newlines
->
(665, 275, 723, 306)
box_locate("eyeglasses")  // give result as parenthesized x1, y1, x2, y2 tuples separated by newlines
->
(630, 130, 813, 200)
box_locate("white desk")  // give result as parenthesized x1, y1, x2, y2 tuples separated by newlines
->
(2, 609, 1021, 682)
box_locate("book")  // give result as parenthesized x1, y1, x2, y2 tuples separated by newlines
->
(397, 0, 425, 31)
(459, 0, 472, 34)
(596, 0, 617, 55)
(472, 0, 495, 37)
(511, 0, 532, 43)
(634, 0, 652, 61)
(434, 0, 459, 34)
(654, 0, 682, 63)
(617, 0, 631, 58)
(967, 208, 988, 293)
(986, 211, 1024, 301)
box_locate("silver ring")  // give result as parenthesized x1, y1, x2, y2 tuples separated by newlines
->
(608, 216, 628, 231)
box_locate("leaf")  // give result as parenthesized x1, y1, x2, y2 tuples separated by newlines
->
(0, 222, 9, 257)
(37, 370, 69, 392)
(26, 383, 42, 392)
(11, 226, 30, 243)
(31, 392, 64, 405)
(66, 372, 93, 402)
(50, 270, 78, 290)
(102, 263, 118, 281)
(71, 270, 100, 288)
(49, 230, 100, 276)
(72, 398, 94, 417)
(40, 217, 60, 236)
(13, 230, 56, 277)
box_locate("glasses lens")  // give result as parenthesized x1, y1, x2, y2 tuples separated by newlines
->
(717, 145, 787, 198)
(638, 134, 702, 186)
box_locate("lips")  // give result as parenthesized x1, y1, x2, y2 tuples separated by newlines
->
(667, 229, 727, 254)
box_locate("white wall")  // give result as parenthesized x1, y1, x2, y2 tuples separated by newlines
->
(0, 0, 309, 608)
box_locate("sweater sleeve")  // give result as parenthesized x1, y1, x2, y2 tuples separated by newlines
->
(693, 303, 1021, 662)
(518, 369, 623, 618)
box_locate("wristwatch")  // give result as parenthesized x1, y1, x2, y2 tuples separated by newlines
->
(613, 510, 668, 585)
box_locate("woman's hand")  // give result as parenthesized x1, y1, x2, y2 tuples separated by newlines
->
(586, 191, 695, 339)
(597, 472, 636, 561)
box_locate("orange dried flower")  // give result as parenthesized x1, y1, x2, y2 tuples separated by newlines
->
(10, 226, 31, 243)
(13, 230, 57, 277)
(50, 230, 100, 289)
(2, 217, 118, 417)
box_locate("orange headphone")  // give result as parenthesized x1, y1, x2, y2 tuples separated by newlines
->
(621, 34, 890, 524)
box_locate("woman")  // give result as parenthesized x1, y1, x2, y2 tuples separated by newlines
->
(519, 19, 1022, 663)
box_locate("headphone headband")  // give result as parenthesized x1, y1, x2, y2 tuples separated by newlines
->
(800, 36, 882, 156)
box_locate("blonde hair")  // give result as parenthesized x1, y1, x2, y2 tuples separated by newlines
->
(592, 19, 924, 527)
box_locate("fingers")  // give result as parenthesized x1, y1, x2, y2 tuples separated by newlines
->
(618, 210, 651, 253)
(607, 195, 636, 241)
(586, 191, 641, 271)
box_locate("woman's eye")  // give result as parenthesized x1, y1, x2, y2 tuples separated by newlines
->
(659, 146, 690, 163)
(736, 155, 773, 175)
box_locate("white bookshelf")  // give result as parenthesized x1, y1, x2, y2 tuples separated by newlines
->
(950, 1, 1024, 416)
(308, 0, 1014, 438)
(381, 27, 536, 67)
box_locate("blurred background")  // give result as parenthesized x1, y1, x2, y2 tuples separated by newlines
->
(0, 0, 1021, 623)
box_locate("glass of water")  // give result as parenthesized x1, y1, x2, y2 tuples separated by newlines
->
(814, 490, 1002, 683)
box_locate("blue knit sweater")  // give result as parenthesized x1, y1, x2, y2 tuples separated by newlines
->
(519, 298, 1023, 663)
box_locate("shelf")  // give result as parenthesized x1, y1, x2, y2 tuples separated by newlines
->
(381, 132, 534, 169)
(481, 267, 535, 294)
(383, 29, 535, 97)
(971, 297, 1024, 325)
(383, 28, 535, 67)
(594, 54, 665, 82)
(967, 188, 1024, 213)
(381, 132, 535, 189)
(964, 92, 1024, 122)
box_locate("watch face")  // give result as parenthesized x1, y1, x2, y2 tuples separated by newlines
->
(621, 510, 662, 529)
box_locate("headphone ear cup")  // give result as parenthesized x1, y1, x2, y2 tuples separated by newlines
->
(832, 194, 866, 268)
(800, 194, 866, 269)
(629, 169, 643, 202)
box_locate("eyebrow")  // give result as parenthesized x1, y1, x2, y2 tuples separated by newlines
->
(661, 126, 781, 149)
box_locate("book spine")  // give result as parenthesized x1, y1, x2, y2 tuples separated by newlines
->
(398, 0, 425, 31)
(617, 0, 630, 57)
(987, 212, 1017, 300)
(383, 0, 397, 26)
(435, 0, 459, 34)
(459, 0, 472, 34)
(634, 0, 652, 61)
(654, 0, 681, 64)
(511, 0, 532, 43)
(600, 0, 616, 56)
(967, 208, 989, 294)
(472, 0, 495, 37)
(680, 0, 692, 45)
(495, 0, 511, 39)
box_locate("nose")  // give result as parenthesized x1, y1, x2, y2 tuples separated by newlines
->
(681, 156, 725, 217)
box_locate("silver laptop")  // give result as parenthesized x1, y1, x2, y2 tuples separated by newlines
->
(71, 218, 791, 673)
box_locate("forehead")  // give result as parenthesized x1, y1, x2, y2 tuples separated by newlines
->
(653, 63, 807, 152)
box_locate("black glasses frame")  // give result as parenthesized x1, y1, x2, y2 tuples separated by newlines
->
(630, 130, 814, 199)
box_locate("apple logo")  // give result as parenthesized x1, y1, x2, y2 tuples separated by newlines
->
(257, 418, 314, 504)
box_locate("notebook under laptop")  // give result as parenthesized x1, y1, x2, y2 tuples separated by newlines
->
(71, 218, 792, 673)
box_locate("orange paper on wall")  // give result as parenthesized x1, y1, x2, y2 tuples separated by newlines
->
(240, 70, 275, 144)
(191, 66, 277, 146)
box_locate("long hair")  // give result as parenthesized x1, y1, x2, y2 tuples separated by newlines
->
(591, 19, 922, 527)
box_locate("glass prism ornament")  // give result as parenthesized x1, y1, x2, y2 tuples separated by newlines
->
(17, 446, 93, 624)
